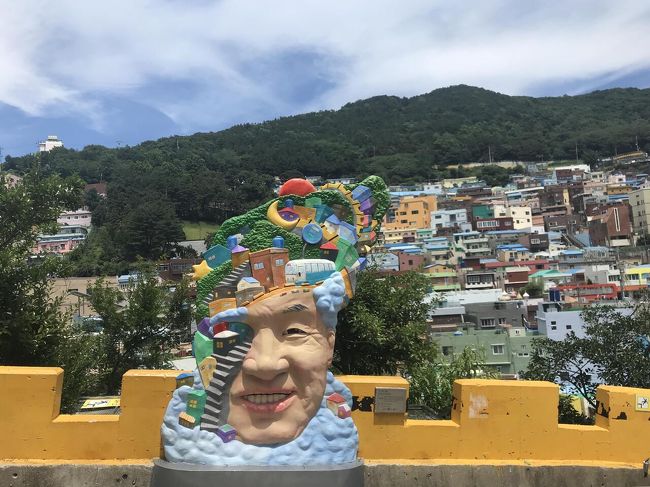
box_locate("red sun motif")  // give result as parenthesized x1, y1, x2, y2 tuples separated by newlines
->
(279, 178, 316, 197)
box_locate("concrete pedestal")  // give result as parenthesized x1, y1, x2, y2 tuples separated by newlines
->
(150, 458, 364, 487)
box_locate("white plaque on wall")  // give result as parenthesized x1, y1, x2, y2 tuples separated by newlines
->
(374, 387, 407, 413)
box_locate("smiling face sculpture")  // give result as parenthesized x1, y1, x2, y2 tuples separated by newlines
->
(228, 289, 336, 444)
(161, 176, 389, 466)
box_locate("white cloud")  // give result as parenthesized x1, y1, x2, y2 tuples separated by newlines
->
(0, 0, 649, 132)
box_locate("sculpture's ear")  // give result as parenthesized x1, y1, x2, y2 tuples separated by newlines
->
(326, 331, 335, 367)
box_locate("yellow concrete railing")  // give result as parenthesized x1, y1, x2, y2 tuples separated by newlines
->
(1, 366, 650, 464)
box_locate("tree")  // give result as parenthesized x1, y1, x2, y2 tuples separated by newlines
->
(408, 347, 498, 418)
(88, 267, 193, 394)
(525, 302, 650, 413)
(332, 270, 437, 377)
(520, 280, 544, 298)
(121, 198, 185, 260)
(83, 188, 102, 212)
(0, 171, 82, 364)
(0, 170, 98, 412)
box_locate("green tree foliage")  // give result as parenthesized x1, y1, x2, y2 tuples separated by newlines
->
(557, 395, 593, 425)
(409, 347, 498, 419)
(6, 86, 650, 187)
(332, 270, 437, 376)
(0, 170, 97, 412)
(0, 171, 82, 364)
(525, 303, 650, 413)
(520, 280, 544, 298)
(68, 192, 185, 274)
(87, 268, 193, 394)
(120, 198, 185, 260)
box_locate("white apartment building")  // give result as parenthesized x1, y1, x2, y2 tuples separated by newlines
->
(537, 301, 632, 341)
(582, 264, 621, 287)
(493, 204, 532, 229)
(607, 173, 626, 185)
(430, 208, 471, 232)
(57, 209, 92, 228)
(453, 232, 491, 257)
(38, 135, 64, 152)
(366, 252, 399, 271)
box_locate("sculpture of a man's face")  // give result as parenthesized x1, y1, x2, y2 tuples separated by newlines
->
(162, 176, 387, 466)
(227, 290, 335, 444)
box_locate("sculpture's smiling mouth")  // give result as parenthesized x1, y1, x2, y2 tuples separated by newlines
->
(240, 392, 296, 413)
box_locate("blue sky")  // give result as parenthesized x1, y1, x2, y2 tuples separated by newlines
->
(1, 0, 649, 159)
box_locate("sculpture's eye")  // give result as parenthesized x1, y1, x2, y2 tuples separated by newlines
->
(284, 327, 308, 336)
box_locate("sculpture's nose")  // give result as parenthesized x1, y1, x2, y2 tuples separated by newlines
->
(242, 328, 289, 381)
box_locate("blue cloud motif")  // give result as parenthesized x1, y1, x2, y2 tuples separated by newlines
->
(161, 370, 358, 465)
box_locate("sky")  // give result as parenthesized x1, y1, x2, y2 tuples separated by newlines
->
(0, 0, 649, 158)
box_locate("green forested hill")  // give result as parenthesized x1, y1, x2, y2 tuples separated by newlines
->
(5, 84, 650, 220)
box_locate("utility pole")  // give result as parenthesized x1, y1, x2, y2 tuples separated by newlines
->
(636, 135, 640, 152)
(575, 142, 579, 164)
(488, 145, 493, 164)
(617, 247, 626, 300)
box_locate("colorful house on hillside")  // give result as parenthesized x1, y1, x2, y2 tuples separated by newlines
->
(33, 225, 88, 255)
(423, 266, 461, 292)
(623, 265, 650, 292)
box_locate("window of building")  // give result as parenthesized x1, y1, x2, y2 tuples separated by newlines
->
(498, 317, 506, 324)
(531, 238, 540, 244)
(399, 212, 407, 216)
(566, 325, 572, 330)
(411, 210, 419, 215)
(275, 259, 284, 266)
(551, 320, 556, 325)
(253, 262, 265, 270)
(477, 220, 498, 228)
(480, 318, 495, 328)
(467, 275, 484, 284)
(492, 344, 505, 355)
(551, 325, 557, 330)
(442, 346, 453, 356)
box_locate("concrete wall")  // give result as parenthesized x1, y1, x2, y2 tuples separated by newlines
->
(2, 462, 649, 487)
(3, 367, 650, 469)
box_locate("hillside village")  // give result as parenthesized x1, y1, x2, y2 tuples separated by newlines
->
(27, 134, 650, 382)
(367, 154, 650, 377)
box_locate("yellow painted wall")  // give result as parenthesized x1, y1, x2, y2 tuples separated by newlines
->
(2, 367, 650, 464)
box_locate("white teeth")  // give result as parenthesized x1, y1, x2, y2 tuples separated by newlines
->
(245, 393, 289, 404)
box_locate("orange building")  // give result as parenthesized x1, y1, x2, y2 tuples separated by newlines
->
(383, 195, 437, 231)
(248, 248, 289, 291)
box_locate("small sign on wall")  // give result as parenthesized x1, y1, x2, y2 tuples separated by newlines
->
(374, 387, 407, 414)
(636, 394, 650, 412)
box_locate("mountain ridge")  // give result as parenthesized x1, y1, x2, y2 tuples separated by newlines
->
(6, 84, 650, 185)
